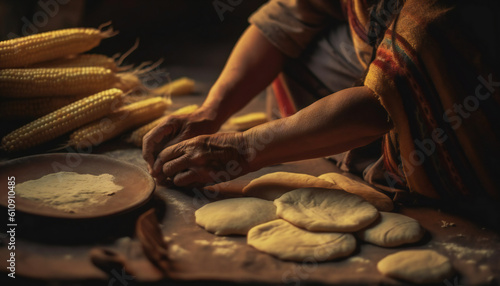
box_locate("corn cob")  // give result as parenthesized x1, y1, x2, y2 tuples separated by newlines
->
(0, 67, 141, 98)
(153, 77, 195, 96)
(0, 26, 116, 68)
(1, 88, 124, 152)
(68, 96, 171, 149)
(29, 54, 120, 71)
(127, 104, 199, 147)
(228, 112, 268, 130)
(0, 94, 89, 120)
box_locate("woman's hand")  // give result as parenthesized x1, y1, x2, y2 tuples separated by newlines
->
(151, 132, 251, 187)
(142, 108, 221, 174)
(143, 24, 286, 179)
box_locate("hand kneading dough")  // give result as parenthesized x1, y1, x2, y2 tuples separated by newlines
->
(357, 212, 425, 247)
(318, 172, 393, 211)
(275, 188, 379, 232)
(377, 250, 454, 283)
(243, 172, 338, 200)
(195, 198, 278, 235)
(247, 219, 356, 261)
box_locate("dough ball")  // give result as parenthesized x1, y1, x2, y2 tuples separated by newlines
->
(358, 212, 425, 247)
(274, 188, 379, 232)
(243, 171, 338, 200)
(195, 197, 278, 235)
(318, 172, 394, 211)
(377, 250, 454, 283)
(247, 219, 356, 261)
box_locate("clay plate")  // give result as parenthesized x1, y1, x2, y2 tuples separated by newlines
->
(0, 153, 155, 219)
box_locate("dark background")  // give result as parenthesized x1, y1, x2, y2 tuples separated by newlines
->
(0, 0, 267, 72)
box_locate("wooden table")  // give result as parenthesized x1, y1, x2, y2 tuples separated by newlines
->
(1, 74, 499, 285)
(1, 146, 499, 285)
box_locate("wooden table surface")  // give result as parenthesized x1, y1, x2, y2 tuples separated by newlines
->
(1, 74, 499, 286)
(1, 146, 499, 285)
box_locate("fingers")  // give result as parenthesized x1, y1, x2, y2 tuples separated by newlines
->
(162, 155, 191, 178)
(150, 133, 246, 188)
(155, 163, 208, 187)
(152, 143, 184, 177)
(172, 168, 207, 187)
(142, 122, 175, 173)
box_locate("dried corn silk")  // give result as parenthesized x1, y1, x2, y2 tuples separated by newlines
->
(16, 172, 122, 213)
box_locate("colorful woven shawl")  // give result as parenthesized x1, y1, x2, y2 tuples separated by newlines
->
(364, 0, 500, 201)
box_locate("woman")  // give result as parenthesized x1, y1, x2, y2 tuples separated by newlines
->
(143, 0, 500, 218)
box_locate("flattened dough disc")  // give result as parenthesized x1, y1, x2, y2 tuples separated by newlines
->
(274, 188, 379, 232)
(358, 212, 425, 247)
(318, 172, 393, 211)
(243, 171, 338, 200)
(195, 197, 277, 235)
(377, 250, 454, 283)
(247, 219, 356, 261)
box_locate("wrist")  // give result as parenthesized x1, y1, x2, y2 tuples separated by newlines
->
(191, 102, 223, 131)
(200, 82, 237, 127)
(241, 116, 290, 171)
(241, 127, 271, 172)
(233, 130, 259, 175)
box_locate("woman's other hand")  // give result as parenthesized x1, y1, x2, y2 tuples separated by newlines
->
(151, 133, 251, 187)
(142, 107, 221, 174)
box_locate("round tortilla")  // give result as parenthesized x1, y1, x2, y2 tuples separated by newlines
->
(195, 197, 278, 235)
(318, 172, 393, 211)
(247, 219, 356, 261)
(377, 250, 454, 283)
(243, 171, 338, 200)
(274, 188, 379, 232)
(358, 212, 425, 247)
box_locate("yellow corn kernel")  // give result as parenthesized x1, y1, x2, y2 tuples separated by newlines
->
(0, 94, 89, 120)
(29, 54, 119, 71)
(168, 104, 199, 116)
(127, 104, 199, 147)
(68, 96, 171, 149)
(1, 88, 124, 152)
(153, 77, 195, 96)
(228, 112, 268, 130)
(0, 67, 141, 98)
(0, 26, 116, 68)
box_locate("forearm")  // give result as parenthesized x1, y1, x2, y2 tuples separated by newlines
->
(201, 24, 286, 127)
(244, 86, 393, 170)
